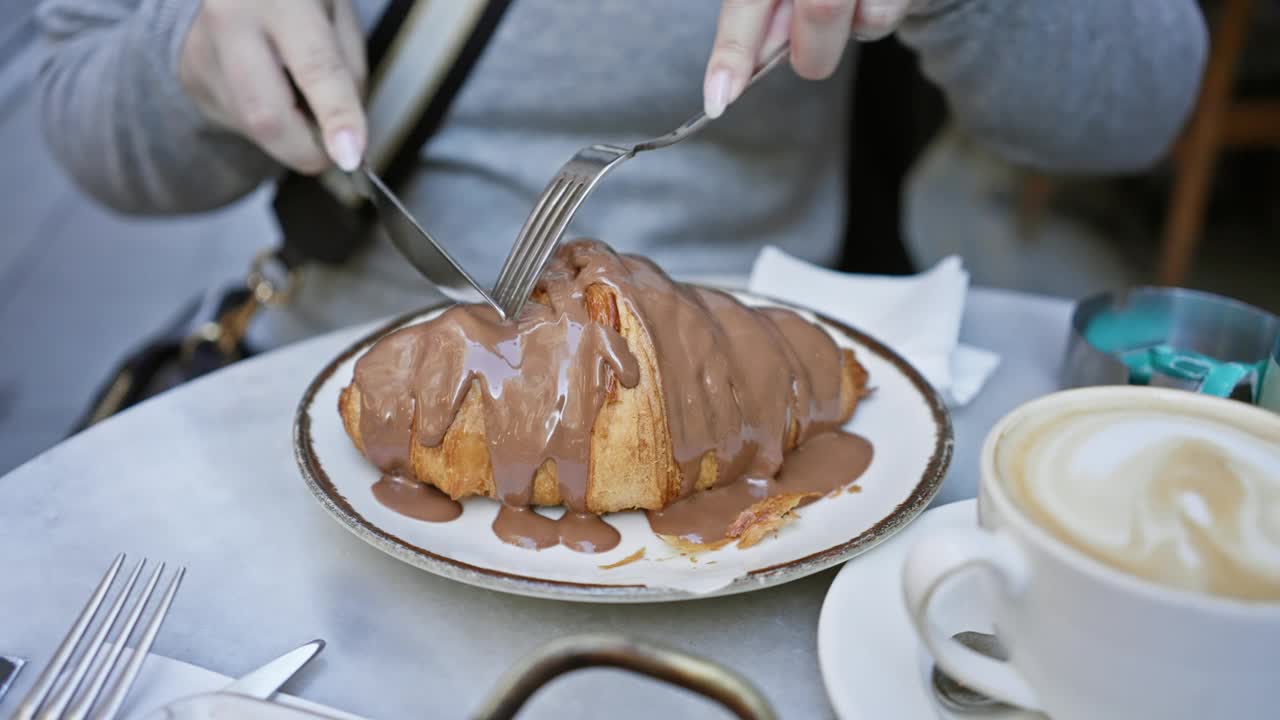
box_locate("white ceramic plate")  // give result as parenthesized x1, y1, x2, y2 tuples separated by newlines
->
(294, 291, 951, 602)
(818, 499, 1041, 719)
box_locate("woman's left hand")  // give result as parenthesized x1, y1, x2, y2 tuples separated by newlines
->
(704, 0, 913, 117)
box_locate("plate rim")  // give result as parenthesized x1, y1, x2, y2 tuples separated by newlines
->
(293, 290, 953, 602)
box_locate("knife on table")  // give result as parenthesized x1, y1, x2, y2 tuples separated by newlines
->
(221, 640, 325, 699)
(141, 639, 325, 719)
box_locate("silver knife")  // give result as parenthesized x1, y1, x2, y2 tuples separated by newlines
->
(140, 640, 325, 719)
(289, 77, 503, 317)
(355, 168, 503, 314)
(222, 639, 325, 699)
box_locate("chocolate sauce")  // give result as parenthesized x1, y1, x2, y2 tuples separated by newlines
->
(555, 510, 622, 553)
(491, 506, 558, 549)
(491, 506, 622, 553)
(372, 475, 462, 522)
(646, 432, 874, 544)
(572, 251, 847, 493)
(350, 240, 866, 553)
(354, 294, 639, 512)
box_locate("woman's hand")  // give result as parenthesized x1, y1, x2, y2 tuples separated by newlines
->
(179, 0, 367, 173)
(704, 0, 913, 117)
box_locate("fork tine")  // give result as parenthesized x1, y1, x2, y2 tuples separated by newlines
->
(496, 180, 582, 311)
(63, 562, 163, 720)
(502, 183, 589, 317)
(11, 553, 125, 720)
(493, 178, 571, 300)
(497, 177, 574, 300)
(37, 559, 146, 719)
(496, 180, 578, 307)
(492, 179, 562, 301)
(86, 566, 184, 720)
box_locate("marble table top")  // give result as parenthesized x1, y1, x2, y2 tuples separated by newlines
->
(0, 287, 1072, 719)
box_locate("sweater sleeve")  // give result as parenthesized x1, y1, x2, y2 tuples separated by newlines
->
(898, 0, 1208, 173)
(35, 0, 281, 214)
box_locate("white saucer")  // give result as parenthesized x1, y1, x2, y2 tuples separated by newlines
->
(818, 499, 1041, 719)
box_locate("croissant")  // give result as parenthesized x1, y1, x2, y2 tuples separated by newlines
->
(339, 240, 868, 515)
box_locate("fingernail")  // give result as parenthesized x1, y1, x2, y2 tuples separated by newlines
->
(762, 0, 794, 57)
(330, 129, 362, 172)
(705, 69, 733, 119)
(854, 0, 903, 41)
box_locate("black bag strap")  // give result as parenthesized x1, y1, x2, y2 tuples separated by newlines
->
(379, 0, 512, 189)
(366, 0, 418, 66)
(271, 0, 514, 270)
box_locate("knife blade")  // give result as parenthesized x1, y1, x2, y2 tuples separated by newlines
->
(223, 639, 325, 699)
(287, 75, 503, 317)
(140, 641, 327, 720)
(357, 168, 501, 313)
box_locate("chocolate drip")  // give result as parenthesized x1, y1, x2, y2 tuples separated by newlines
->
(646, 432, 874, 544)
(491, 505, 559, 550)
(355, 278, 639, 514)
(491, 506, 622, 553)
(372, 474, 462, 522)
(568, 244, 847, 493)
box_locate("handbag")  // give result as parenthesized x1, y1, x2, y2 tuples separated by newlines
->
(71, 0, 512, 433)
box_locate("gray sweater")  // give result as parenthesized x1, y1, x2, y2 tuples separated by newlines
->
(35, 0, 1207, 346)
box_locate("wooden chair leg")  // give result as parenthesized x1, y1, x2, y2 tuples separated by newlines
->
(1158, 0, 1254, 285)
(1015, 172, 1055, 242)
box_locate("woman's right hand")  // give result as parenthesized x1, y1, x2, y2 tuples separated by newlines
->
(179, 0, 367, 174)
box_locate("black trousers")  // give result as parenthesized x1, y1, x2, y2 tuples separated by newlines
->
(839, 36, 947, 276)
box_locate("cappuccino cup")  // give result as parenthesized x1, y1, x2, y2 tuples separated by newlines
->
(903, 386, 1280, 719)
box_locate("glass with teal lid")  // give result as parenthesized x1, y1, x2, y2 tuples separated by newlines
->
(1062, 287, 1279, 407)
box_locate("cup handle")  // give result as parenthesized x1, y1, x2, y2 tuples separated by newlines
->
(902, 526, 1041, 711)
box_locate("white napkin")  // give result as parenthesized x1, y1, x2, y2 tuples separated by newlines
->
(111, 647, 362, 719)
(748, 247, 1000, 406)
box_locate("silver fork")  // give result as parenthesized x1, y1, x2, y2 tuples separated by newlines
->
(490, 43, 792, 320)
(13, 554, 185, 720)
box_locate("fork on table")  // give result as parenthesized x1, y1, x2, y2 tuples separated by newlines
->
(12, 554, 185, 720)
(489, 43, 792, 320)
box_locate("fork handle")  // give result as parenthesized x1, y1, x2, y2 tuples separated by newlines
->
(633, 42, 791, 154)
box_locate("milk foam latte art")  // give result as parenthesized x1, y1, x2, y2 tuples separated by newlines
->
(998, 404, 1280, 602)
